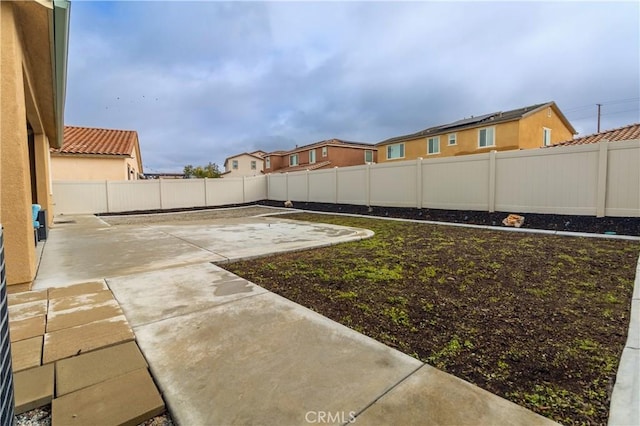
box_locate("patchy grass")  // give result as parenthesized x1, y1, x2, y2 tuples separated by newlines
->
(227, 213, 639, 425)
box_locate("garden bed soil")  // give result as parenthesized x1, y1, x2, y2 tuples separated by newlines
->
(257, 200, 640, 236)
(227, 213, 640, 425)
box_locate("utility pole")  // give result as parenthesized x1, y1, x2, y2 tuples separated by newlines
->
(596, 103, 601, 132)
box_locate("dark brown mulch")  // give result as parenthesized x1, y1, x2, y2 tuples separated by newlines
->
(227, 213, 640, 425)
(257, 200, 640, 236)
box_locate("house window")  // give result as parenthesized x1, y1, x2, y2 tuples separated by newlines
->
(364, 150, 373, 163)
(427, 136, 440, 155)
(322, 146, 328, 157)
(232, 160, 238, 170)
(309, 149, 316, 164)
(289, 154, 299, 166)
(543, 127, 552, 146)
(251, 160, 256, 170)
(265, 156, 270, 169)
(448, 134, 457, 146)
(386, 143, 405, 160)
(478, 127, 495, 148)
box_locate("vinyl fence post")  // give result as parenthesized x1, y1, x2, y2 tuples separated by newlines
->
(105, 180, 111, 213)
(596, 140, 609, 217)
(265, 174, 270, 201)
(159, 178, 165, 210)
(488, 150, 497, 213)
(334, 167, 339, 204)
(366, 163, 371, 207)
(285, 173, 289, 201)
(242, 176, 246, 204)
(306, 170, 310, 202)
(203, 178, 208, 207)
(416, 157, 423, 209)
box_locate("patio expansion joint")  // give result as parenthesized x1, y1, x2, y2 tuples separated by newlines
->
(141, 224, 230, 262)
(130, 290, 268, 330)
(349, 361, 426, 423)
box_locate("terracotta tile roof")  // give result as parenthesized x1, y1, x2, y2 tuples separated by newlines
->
(274, 160, 332, 173)
(549, 123, 640, 147)
(377, 101, 575, 146)
(55, 126, 139, 156)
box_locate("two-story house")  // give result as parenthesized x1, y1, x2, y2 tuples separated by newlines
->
(376, 101, 576, 162)
(263, 139, 376, 173)
(221, 151, 265, 177)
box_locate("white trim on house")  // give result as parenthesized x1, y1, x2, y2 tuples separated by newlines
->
(309, 149, 316, 164)
(478, 126, 496, 148)
(428, 136, 440, 155)
(543, 127, 552, 146)
(448, 133, 457, 146)
(386, 143, 405, 160)
(290, 153, 299, 166)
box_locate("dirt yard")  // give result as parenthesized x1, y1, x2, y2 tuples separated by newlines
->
(227, 213, 640, 425)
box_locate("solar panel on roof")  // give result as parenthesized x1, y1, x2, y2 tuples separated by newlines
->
(437, 112, 499, 130)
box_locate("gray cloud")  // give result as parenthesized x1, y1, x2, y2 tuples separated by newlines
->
(65, 1, 639, 172)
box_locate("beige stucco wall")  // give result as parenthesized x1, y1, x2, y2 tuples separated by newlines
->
(1, 2, 37, 287)
(223, 154, 263, 178)
(519, 106, 575, 149)
(52, 155, 136, 180)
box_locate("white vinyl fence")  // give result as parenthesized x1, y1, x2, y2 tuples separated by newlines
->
(53, 175, 267, 214)
(267, 140, 640, 217)
(53, 140, 639, 217)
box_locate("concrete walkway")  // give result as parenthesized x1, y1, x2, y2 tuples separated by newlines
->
(34, 210, 557, 425)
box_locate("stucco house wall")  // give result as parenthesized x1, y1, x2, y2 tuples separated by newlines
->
(0, 0, 70, 289)
(222, 152, 264, 178)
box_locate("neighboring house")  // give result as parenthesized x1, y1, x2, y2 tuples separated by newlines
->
(376, 101, 576, 162)
(263, 139, 377, 173)
(221, 151, 265, 178)
(51, 126, 144, 181)
(548, 123, 640, 147)
(0, 0, 70, 289)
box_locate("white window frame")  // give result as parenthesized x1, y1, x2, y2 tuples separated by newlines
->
(251, 160, 256, 170)
(322, 146, 328, 157)
(427, 136, 440, 155)
(543, 127, 552, 146)
(232, 160, 238, 170)
(448, 133, 457, 146)
(364, 150, 374, 163)
(309, 149, 316, 164)
(478, 127, 496, 148)
(265, 156, 270, 169)
(289, 154, 299, 166)
(386, 143, 405, 160)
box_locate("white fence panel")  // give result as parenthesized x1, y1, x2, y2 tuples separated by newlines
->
(606, 140, 640, 217)
(422, 155, 490, 211)
(337, 165, 367, 205)
(53, 181, 108, 214)
(161, 179, 206, 209)
(370, 161, 417, 207)
(308, 169, 336, 203)
(107, 180, 161, 212)
(244, 176, 268, 203)
(206, 178, 243, 206)
(495, 145, 599, 215)
(268, 174, 288, 201)
(287, 172, 309, 201)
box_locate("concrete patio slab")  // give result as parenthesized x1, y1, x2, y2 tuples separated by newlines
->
(34, 219, 225, 289)
(8, 289, 47, 306)
(355, 364, 558, 425)
(55, 341, 148, 396)
(107, 262, 268, 327)
(46, 298, 123, 332)
(11, 335, 43, 372)
(48, 281, 107, 299)
(43, 315, 134, 363)
(148, 217, 373, 263)
(8, 299, 47, 322)
(52, 368, 164, 425)
(13, 363, 54, 415)
(133, 290, 422, 425)
(9, 315, 45, 342)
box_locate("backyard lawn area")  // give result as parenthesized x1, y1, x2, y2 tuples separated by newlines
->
(227, 213, 640, 425)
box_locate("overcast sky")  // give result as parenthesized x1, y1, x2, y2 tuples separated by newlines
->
(65, 1, 640, 173)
